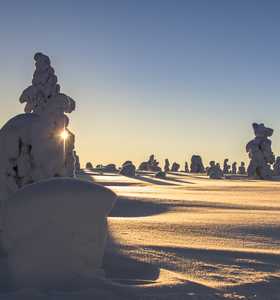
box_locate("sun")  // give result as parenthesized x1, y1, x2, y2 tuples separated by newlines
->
(60, 130, 69, 141)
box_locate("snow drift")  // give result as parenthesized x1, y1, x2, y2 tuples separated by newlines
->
(1, 178, 116, 290)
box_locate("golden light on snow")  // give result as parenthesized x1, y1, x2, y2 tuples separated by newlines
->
(60, 130, 69, 141)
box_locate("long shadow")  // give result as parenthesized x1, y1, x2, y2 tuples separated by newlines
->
(78, 173, 170, 218)
(109, 196, 170, 217)
(80, 171, 145, 187)
(171, 200, 280, 211)
(133, 244, 280, 274)
(136, 173, 195, 185)
(79, 170, 280, 298)
(229, 225, 280, 242)
(94, 181, 143, 187)
(182, 174, 255, 182)
(226, 275, 280, 299)
(102, 249, 160, 285)
(75, 172, 166, 295)
(110, 194, 279, 218)
(79, 172, 280, 213)
(79, 172, 145, 187)
(102, 234, 225, 299)
(136, 170, 155, 176)
(135, 175, 178, 186)
(174, 173, 212, 180)
(168, 171, 207, 177)
(164, 176, 195, 184)
(109, 195, 280, 219)
(79, 173, 280, 216)
(82, 170, 119, 176)
(102, 248, 225, 298)
(168, 171, 193, 176)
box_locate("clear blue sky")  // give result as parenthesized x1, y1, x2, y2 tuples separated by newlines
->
(0, 0, 280, 167)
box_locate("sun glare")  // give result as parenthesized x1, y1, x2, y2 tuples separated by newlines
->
(60, 130, 69, 141)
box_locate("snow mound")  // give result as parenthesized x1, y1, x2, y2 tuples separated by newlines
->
(1, 178, 116, 290)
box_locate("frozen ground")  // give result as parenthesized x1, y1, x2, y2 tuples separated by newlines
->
(1, 171, 279, 299)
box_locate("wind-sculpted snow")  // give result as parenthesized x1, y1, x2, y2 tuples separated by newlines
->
(0, 173, 279, 298)
(1, 178, 116, 290)
(96, 172, 280, 299)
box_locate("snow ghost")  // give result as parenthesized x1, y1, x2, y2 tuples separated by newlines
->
(138, 154, 161, 172)
(184, 161, 189, 173)
(223, 159, 230, 174)
(207, 161, 223, 179)
(190, 155, 205, 173)
(238, 162, 246, 175)
(171, 162, 180, 172)
(0, 53, 76, 201)
(120, 161, 136, 177)
(86, 162, 94, 170)
(231, 162, 237, 174)
(246, 123, 275, 179)
(164, 159, 170, 172)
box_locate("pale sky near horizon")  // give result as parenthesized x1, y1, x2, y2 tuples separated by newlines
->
(0, 0, 280, 168)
